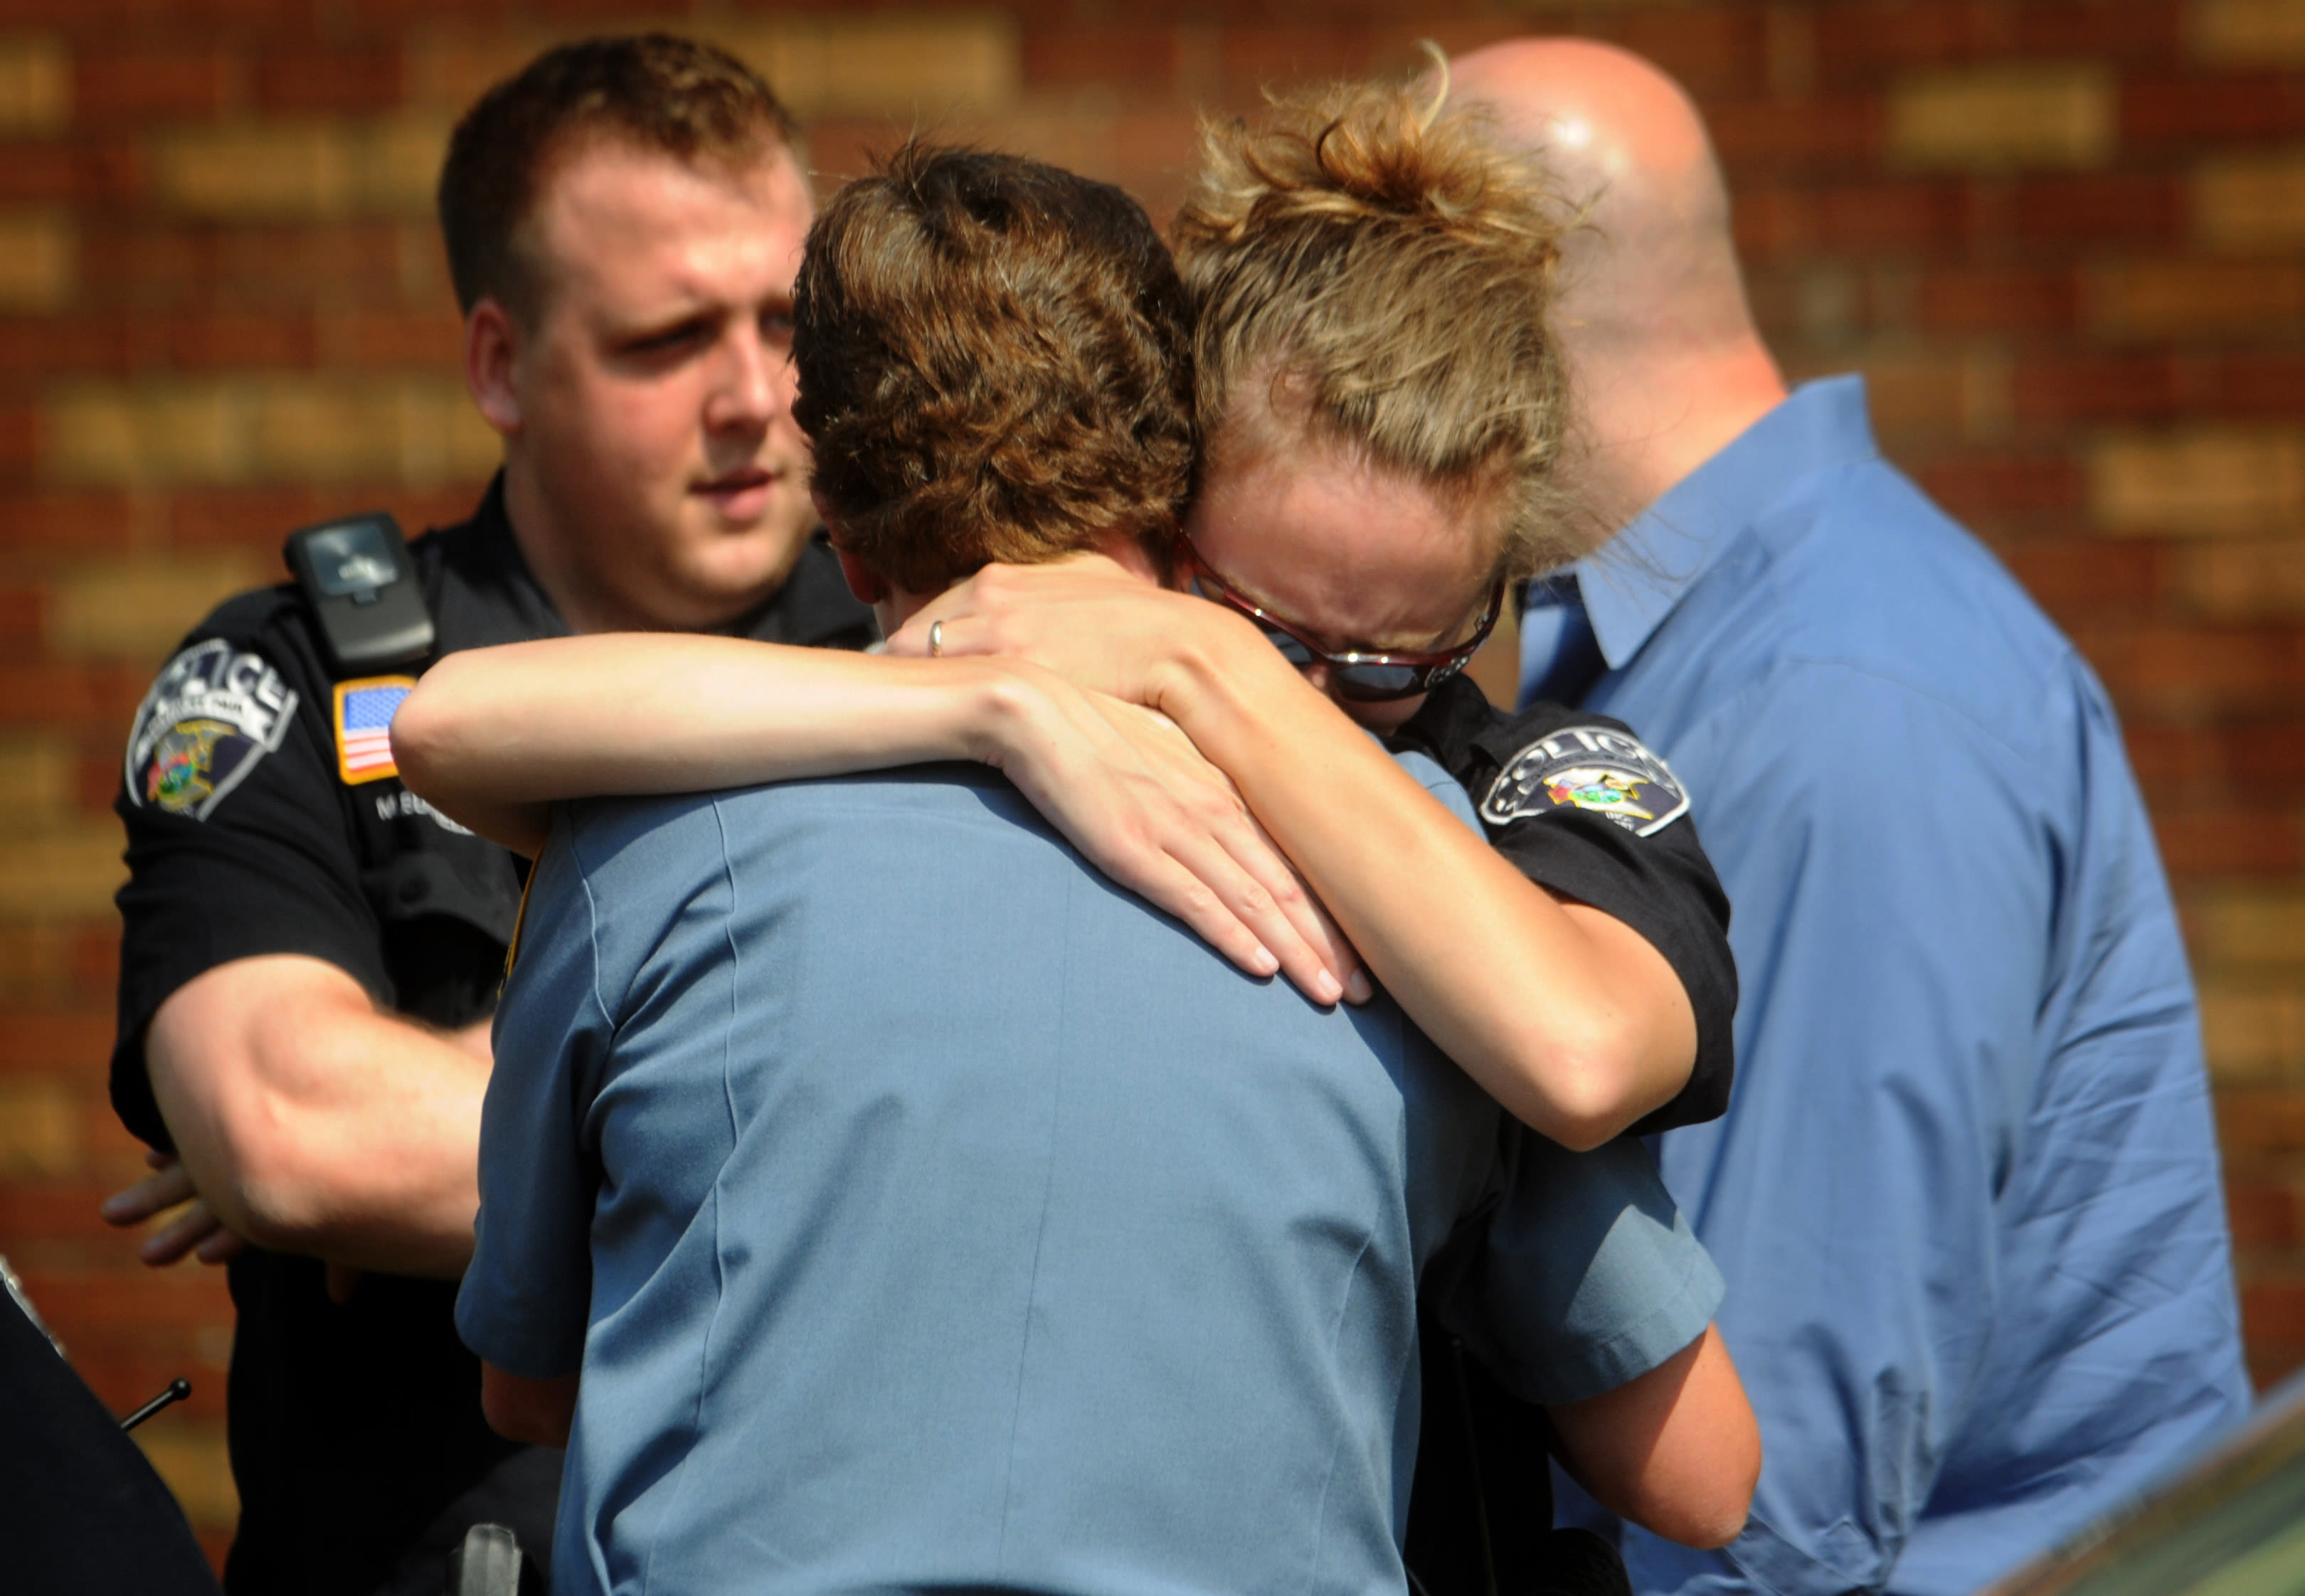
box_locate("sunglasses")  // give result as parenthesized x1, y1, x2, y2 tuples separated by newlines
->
(1173, 532, 1505, 703)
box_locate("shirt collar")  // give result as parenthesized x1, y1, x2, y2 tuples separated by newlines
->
(1572, 375, 1880, 670)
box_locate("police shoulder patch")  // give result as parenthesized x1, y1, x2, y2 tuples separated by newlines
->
(1480, 723, 1690, 837)
(334, 676, 417, 786)
(125, 640, 301, 821)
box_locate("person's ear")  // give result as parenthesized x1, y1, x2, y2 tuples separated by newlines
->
(833, 546, 887, 606)
(465, 299, 524, 437)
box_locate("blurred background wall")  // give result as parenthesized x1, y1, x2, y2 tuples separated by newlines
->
(2, 0, 2303, 1561)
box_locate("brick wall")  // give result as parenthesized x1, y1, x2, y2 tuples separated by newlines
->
(2, 0, 2301, 1559)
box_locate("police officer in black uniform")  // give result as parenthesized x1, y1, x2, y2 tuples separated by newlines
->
(102, 37, 869, 1596)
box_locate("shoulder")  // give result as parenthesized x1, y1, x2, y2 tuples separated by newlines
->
(1471, 703, 1691, 840)
(1741, 459, 2084, 750)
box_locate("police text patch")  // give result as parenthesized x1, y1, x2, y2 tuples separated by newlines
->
(125, 641, 300, 820)
(1480, 724, 1690, 836)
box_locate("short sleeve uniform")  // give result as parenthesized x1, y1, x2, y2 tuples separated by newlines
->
(109, 477, 874, 1596)
(1391, 676, 1739, 1136)
(456, 757, 1722, 1596)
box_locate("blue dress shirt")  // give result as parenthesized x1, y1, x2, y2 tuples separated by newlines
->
(1524, 378, 2250, 1595)
(459, 755, 1723, 1596)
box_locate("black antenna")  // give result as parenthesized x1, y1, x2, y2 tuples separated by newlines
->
(120, 1377, 191, 1432)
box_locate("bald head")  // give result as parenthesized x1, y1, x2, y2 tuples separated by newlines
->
(1451, 39, 1786, 532)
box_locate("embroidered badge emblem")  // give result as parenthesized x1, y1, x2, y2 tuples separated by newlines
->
(1480, 724, 1690, 836)
(125, 641, 301, 821)
(334, 676, 417, 785)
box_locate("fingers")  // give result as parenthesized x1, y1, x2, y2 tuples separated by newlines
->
(1223, 821, 1371, 1006)
(1160, 828, 1345, 1006)
(100, 1160, 198, 1229)
(194, 1225, 248, 1266)
(139, 1199, 229, 1267)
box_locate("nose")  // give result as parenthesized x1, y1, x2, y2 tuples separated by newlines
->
(703, 321, 784, 437)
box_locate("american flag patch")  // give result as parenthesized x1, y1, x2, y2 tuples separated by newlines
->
(334, 676, 416, 786)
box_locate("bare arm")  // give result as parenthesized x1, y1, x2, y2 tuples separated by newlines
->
(481, 1363, 577, 1448)
(894, 563, 1697, 1149)
(1548, 1325, 1759, 1550)
(142, 954, 490, 1278)
(393, 637, 1362, 1005)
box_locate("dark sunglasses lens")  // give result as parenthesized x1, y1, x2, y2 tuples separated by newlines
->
(1332, 662, 1426, 701)
(1260, 624, 1315, 666)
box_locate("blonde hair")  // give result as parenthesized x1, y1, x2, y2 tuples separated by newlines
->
(1173, 58, 1577, 580)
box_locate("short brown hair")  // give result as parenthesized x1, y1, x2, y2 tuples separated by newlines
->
(794, 142, 1195, 595)
(437, 33, 798, 324)
(1174, 68, 1576, 580)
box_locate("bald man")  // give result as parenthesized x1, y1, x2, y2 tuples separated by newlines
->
(1451, 38, 2249, 1596)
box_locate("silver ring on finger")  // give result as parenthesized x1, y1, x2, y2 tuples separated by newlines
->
(928, 619, 945, 658)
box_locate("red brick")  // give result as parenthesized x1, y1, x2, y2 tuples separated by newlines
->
(0, 1012, 114, 1074)
(2003, 538, 2166, 613)
(1220, 24, 1383, 94)
(1914, 452, 2084, 516)
(2015, 0, 2184, 59)
(0, 140, 142, 206)
(2230, 1179, 2301, 1248)
(317, 308, 462, 371)
(9, 1267, 232, 1333)
(2010, 174, 2186, 245)
(71, 927, 119, 991)
(0, 491, 138, 554)
(0, 404, 37, 482)
(2210, 352, 2305, 415)
(74, 50, 235, 124)
(1813, 0, 2001, 78)
(2247, 1339, 2305, 1390)
(1739, 181, 1980, 260)
(2126, 75, 2305, 145)
(0, 316, 135, 378)
(2156, 809, 2303, 876)
(2012, 353, 2184, 425)
(157, 310, 318, 371)
(1711, 97, 1884, 173)
(0, 585, 45, 664)
(0, 1180, 137, 1246)
(1022, 28, 1182, 92)
(1919, 265, 2078, 334)
(2077, 625, 2305, 715)
(0, 664, 149, 730)
(2241, 1275, 2305, 1342)
(78, 223, 427, 314)
(254, 50, 403, 115)
(2220, 1089, 2305, 1154)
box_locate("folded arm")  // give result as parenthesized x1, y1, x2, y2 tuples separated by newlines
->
(139, 953, 490, 1278)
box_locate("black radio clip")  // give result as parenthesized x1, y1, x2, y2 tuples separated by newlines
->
(284, 512, 436, 674)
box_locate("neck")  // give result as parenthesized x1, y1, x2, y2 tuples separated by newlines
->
(500, 456, 627, 634)
(1569, 339, 1788, 549)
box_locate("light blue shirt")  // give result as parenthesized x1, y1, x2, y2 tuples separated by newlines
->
(1525, 377, 2250, 1595)
(459, 757, 1722, 1596)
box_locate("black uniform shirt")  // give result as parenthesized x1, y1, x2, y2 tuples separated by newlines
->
(1390, 674, 1737, 1136)
(110, 477, 875, 1596)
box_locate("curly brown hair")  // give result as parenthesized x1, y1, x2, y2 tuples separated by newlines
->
(438, 34, 799, 325)
(793, 142, 1197, 595)
(1174, 63, 1577, 580)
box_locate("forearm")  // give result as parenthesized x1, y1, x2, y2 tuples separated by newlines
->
(1549, 1325, 1759, 1550)
(395, 638, 1019, 852)
(1153, 633, 1692, 1147)
(148, 959, 491, 1277)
